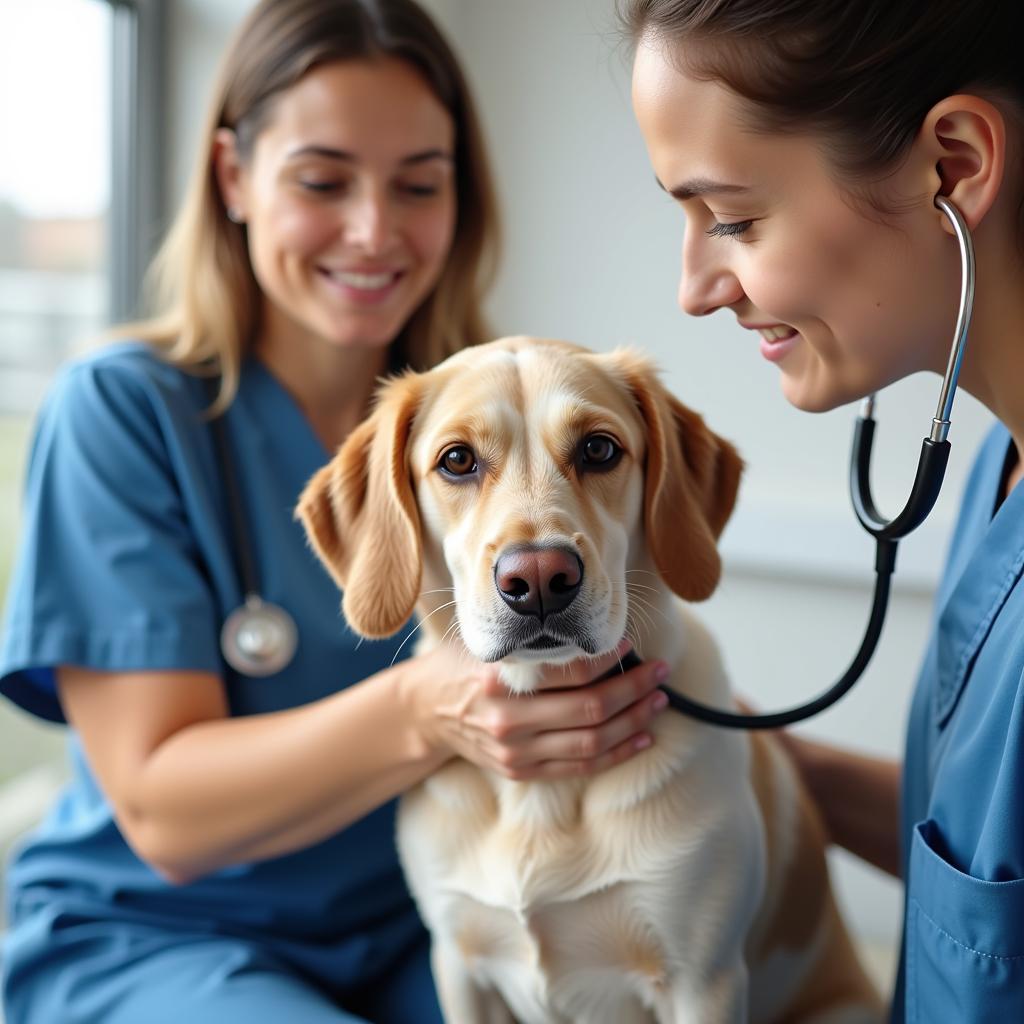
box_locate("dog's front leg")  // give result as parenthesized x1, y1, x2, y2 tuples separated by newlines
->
(432, 942, 516, 1024)
(653, 959, 748, 1024)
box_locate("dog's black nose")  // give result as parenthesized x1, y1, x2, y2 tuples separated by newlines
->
(494, 546, 583, 619)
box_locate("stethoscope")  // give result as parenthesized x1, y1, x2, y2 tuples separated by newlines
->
(209, 390, 299, 677)
(643, 195, 976, 729)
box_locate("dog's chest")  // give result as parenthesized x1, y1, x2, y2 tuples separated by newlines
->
(441, 878, 673, 1023)
(396, 754, 720, 1022)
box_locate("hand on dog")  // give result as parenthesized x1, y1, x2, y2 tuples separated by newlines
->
(403, 639, 671, 781)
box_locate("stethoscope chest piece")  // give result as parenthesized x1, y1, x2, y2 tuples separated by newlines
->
(221, 593, 298, 677)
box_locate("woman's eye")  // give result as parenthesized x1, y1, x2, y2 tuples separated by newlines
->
(706, 219, 753, 240)
(579, 434, 622, 470)
(399, 183, 440, 199)
(299, 180, 345, 195)
(439, 445, 478, 477)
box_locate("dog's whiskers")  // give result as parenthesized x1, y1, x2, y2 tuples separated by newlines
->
(627, 605, 655, 641)
(625, 587, 671, 627)
(624, 567, 672, 586)
(620, 580, 661, 596)
(624, 569, 662, 580)
(389, 600, 459, 667)
(626, 596, 668, 629)
(625, 608, 651, 649)
(439, 617, 466, 652)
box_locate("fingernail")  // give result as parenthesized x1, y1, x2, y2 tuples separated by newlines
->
(654, 662, 670, 683)
(633, 733, 652, 751)
(652, 690, 669, 712)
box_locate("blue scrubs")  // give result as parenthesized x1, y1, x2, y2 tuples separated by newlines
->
(0, 344, 442, 1024)
(894, 423, 1024, 1022)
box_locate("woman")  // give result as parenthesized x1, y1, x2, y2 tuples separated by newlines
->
(622, 0, 1024, 1020)
(0, 2, 668, 1021)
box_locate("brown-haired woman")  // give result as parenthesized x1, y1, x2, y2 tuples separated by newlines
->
(0, 2, 669, 1021)
(623, 0, 1024, 1020)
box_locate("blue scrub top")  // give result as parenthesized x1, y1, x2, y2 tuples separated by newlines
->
(0, 344, 421, 974)
(895, 423, 1024, 1022)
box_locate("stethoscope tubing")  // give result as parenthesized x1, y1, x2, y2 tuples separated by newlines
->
(208, 379, 299, 677)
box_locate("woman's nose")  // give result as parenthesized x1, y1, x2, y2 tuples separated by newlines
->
(678, 233, 745, 317)
(345, 189, 394, 252)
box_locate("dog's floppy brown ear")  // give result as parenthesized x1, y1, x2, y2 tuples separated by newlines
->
(617, 353, 743, 601)
(296, 373, 423, 638)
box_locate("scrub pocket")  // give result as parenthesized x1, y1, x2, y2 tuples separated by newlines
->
(905, 820, 1024, 1023)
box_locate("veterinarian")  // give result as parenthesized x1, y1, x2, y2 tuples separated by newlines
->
(624, 0, 1024, 1020)
(0, 2, 672, 1022)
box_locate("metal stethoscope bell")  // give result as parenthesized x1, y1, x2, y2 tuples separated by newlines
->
(220, 593, 298, 677)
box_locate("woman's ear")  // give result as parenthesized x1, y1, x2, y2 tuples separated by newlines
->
(212, 128, 248, 222)
(295, 373, 424, 638)
(921, 94, 1006, 234)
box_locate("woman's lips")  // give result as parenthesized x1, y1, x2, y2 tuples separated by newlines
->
(318, 267, 404, 304)
(755, 326, 800, 363)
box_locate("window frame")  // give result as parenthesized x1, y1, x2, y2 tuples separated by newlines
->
(108, 0, 166, 322)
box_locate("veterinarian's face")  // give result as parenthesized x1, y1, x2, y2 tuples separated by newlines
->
(409, 344, 648, 671)
(227, 58, 456, 355)
(631, 34, 958, 412)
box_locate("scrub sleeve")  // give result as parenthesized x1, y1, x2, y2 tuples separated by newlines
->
(0, 345, 442, 1024)
(894, 423, 1024, 1023)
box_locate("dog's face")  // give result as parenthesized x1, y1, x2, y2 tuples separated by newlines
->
(298, 337, 741, 681)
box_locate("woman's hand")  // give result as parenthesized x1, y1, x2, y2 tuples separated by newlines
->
(401, 640, 671, 781)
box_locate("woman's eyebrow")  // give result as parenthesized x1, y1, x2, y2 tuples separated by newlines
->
(284, 144, 454, 164)
(656, 175, 751, 201)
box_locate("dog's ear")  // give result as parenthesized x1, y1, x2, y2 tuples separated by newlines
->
(615, 353, 743, 601)
(296, 373, 423, 638)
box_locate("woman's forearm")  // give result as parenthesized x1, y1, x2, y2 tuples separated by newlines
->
(783, 734, 902, 878)
(124, 662, 449, 883)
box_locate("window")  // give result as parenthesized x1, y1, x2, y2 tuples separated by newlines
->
(0, 1, 113, 585)
(0, 0, 163, 791)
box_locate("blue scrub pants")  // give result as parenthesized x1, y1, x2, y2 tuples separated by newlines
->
(3, 919, 444, 1024)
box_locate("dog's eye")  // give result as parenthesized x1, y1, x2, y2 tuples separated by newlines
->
(439, 445, 478, 477)
(579, 434, 622, 470)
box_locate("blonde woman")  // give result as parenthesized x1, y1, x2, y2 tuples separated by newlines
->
(0, 1, 667, 1021)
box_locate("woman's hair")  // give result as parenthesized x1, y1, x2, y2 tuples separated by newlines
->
(620, 0, 1024, 216)
(127, 0, 500, 407)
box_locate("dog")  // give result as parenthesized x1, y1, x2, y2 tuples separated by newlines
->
(297, 337, 883, 1023)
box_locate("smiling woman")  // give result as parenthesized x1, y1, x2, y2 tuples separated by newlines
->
(631, 43, 956, 412)
(212, 56, 459, 445)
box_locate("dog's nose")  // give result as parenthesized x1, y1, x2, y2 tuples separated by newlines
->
(494, 546, 584, 619)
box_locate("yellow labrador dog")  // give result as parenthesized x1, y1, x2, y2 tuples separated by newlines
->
(298, 337, 882, 1024)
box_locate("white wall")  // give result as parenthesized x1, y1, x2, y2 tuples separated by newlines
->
(165, 0, 997, 970)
